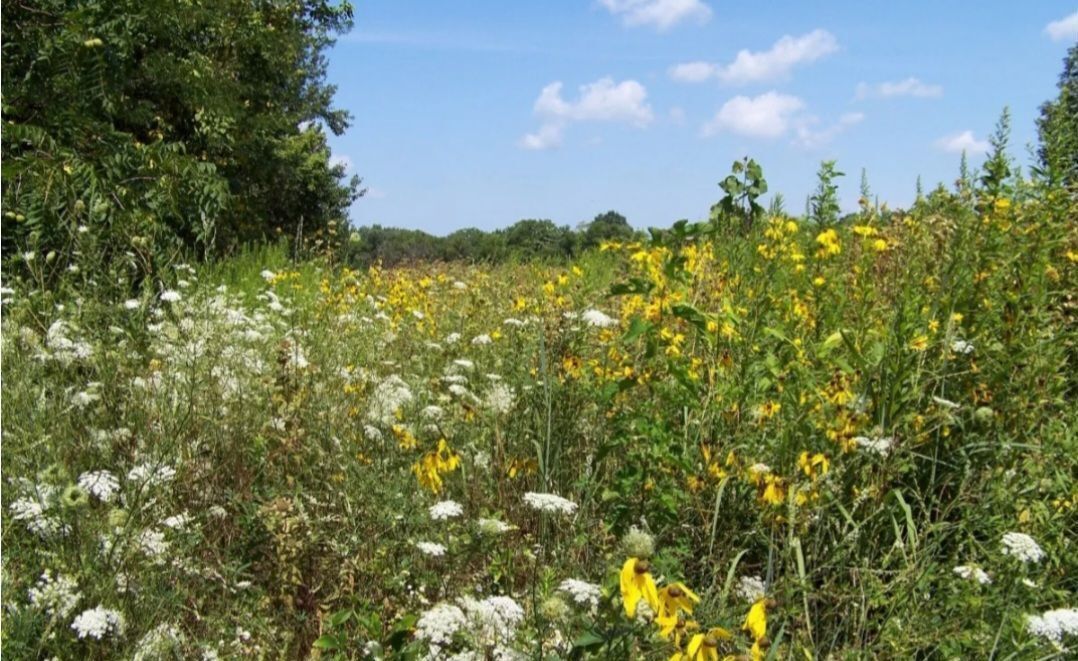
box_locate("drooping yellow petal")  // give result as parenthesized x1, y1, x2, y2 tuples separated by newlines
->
(640, 571, 660, 615)
(620, 558, 641, 618)
(685, 633, 705, 658)
(743, 598, 768, 641)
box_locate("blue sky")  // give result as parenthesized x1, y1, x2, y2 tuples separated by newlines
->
(324, 1, 1078, 234)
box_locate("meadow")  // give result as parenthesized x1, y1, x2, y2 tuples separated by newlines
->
(2, 163, 1076, 660)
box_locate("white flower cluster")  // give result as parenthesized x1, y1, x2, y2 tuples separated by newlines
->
(367, 374, 414, 425)
(416, 602, 468, 649)
(459, 595, 524, 648)
(1026, 608, 1078, 646)
(1001, 532, 1045, 563)
(9, 483, 69, 539)
(523, 492, 578, 515)
(854, 435, 894, 456)
(558, 579, 601, 609)
(127, 462, 177, 488)
(471, 334, 493, 346)
(417, 541, 447, 557)
(78, 470, 120, 503)
(581, 308, 618, 329)
(477, 518, 511, 535)
(950, 339, 975, 354)
(43, 320, 94, 364)
(71, 605, 125, 640)
(28, 571, 81, 618)
(953, 565, 992, 585)
(430, 500, 464, 521)
(735, 575, 767, 602)
(483, 383, 515, 415)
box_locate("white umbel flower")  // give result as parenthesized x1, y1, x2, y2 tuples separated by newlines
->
(416, 541, 447, 557)
(854, 435, 894, 456)
(953, 565, 992, 585)
(523, 492, 577, 515)
(416, 602, 467, 648)
(159, 290, 182, 303)
(71, 605, 125, 640)
(558, 579, 601, 609)
(78, 470, 120, 503)
(581, 309, 618, 329)
(950, 339, 975, 354)
(477, 518, 512, 535)
(1026, 608, 1078, 645)
(429, 500, 464, 521)
(28, 571, 81, 618)
(459, 595, 524, 647)
(1002, 532, 1045, 563)
(735, 575, 767, 602)
(471, 334, 493, 346)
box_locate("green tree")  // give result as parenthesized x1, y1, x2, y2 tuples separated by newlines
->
(979, 107, 1013, 201)
(581, 211, 634, 249)
(2, 0, 360, 277)
(1036, 43, 1078, 189)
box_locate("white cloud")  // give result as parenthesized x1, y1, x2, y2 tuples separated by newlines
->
(702, 91, 805, 138)
(521, 77, 653, 150)
(1045, 11, 1078, 42)
(794, 112, 864, 148)
(855, 77, 943, 100)
(329, 155, 353, 172)
(936, 130, 989, 155)
(716, 29, 838, 84)
(669, 61, 720, 83)
(520, 123, 565, 150)
(600, 0, 712, 31)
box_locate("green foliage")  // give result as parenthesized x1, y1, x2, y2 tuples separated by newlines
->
(1036, 43, 1078, 189)
(710, 157, 768, 232)
(1, 0, 361, 283)
(810, 160, 844, 226)
(980, 107, 1013, 202)
(581, 211, 635, 250)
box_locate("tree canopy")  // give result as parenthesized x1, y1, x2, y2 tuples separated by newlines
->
(2, 0, 361, 272)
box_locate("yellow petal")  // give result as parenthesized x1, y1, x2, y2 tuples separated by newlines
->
(686, 634, 704, 658)
(642, 573, 660, 614)
(743, 598, 767, 641)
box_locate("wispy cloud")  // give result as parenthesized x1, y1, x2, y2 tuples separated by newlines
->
(702, 91, 805, 138)
(794, 112, 864, 148)
(936, 130, 989, 155)
(855, 77, 943, 100)
(599, 0, 712, 31)
(521, 77, 653, 150)
(669, 29, 838, 85)
(1045, 11, 1078, 42)
(668, 61, 720, 83)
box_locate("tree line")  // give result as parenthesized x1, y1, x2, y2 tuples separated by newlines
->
(344, 212, 638, 266)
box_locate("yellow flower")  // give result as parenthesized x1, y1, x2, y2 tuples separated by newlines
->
(620, 557, 660, 619)
(743, 598, 770, 642)
(658, 582, 700, 618)
(676, 628, 732, 661)
(760, 475, 786, 506)
(797, 452, 830, 479)
(815, 229, 841, 257)
(909, 335, 928, 351)
(656, 613, 699, 645)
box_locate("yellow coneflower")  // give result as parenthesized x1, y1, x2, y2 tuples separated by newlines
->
(620, 557, 660, 619)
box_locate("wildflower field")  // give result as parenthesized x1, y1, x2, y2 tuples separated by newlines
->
(3, 165, 1077, 659)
